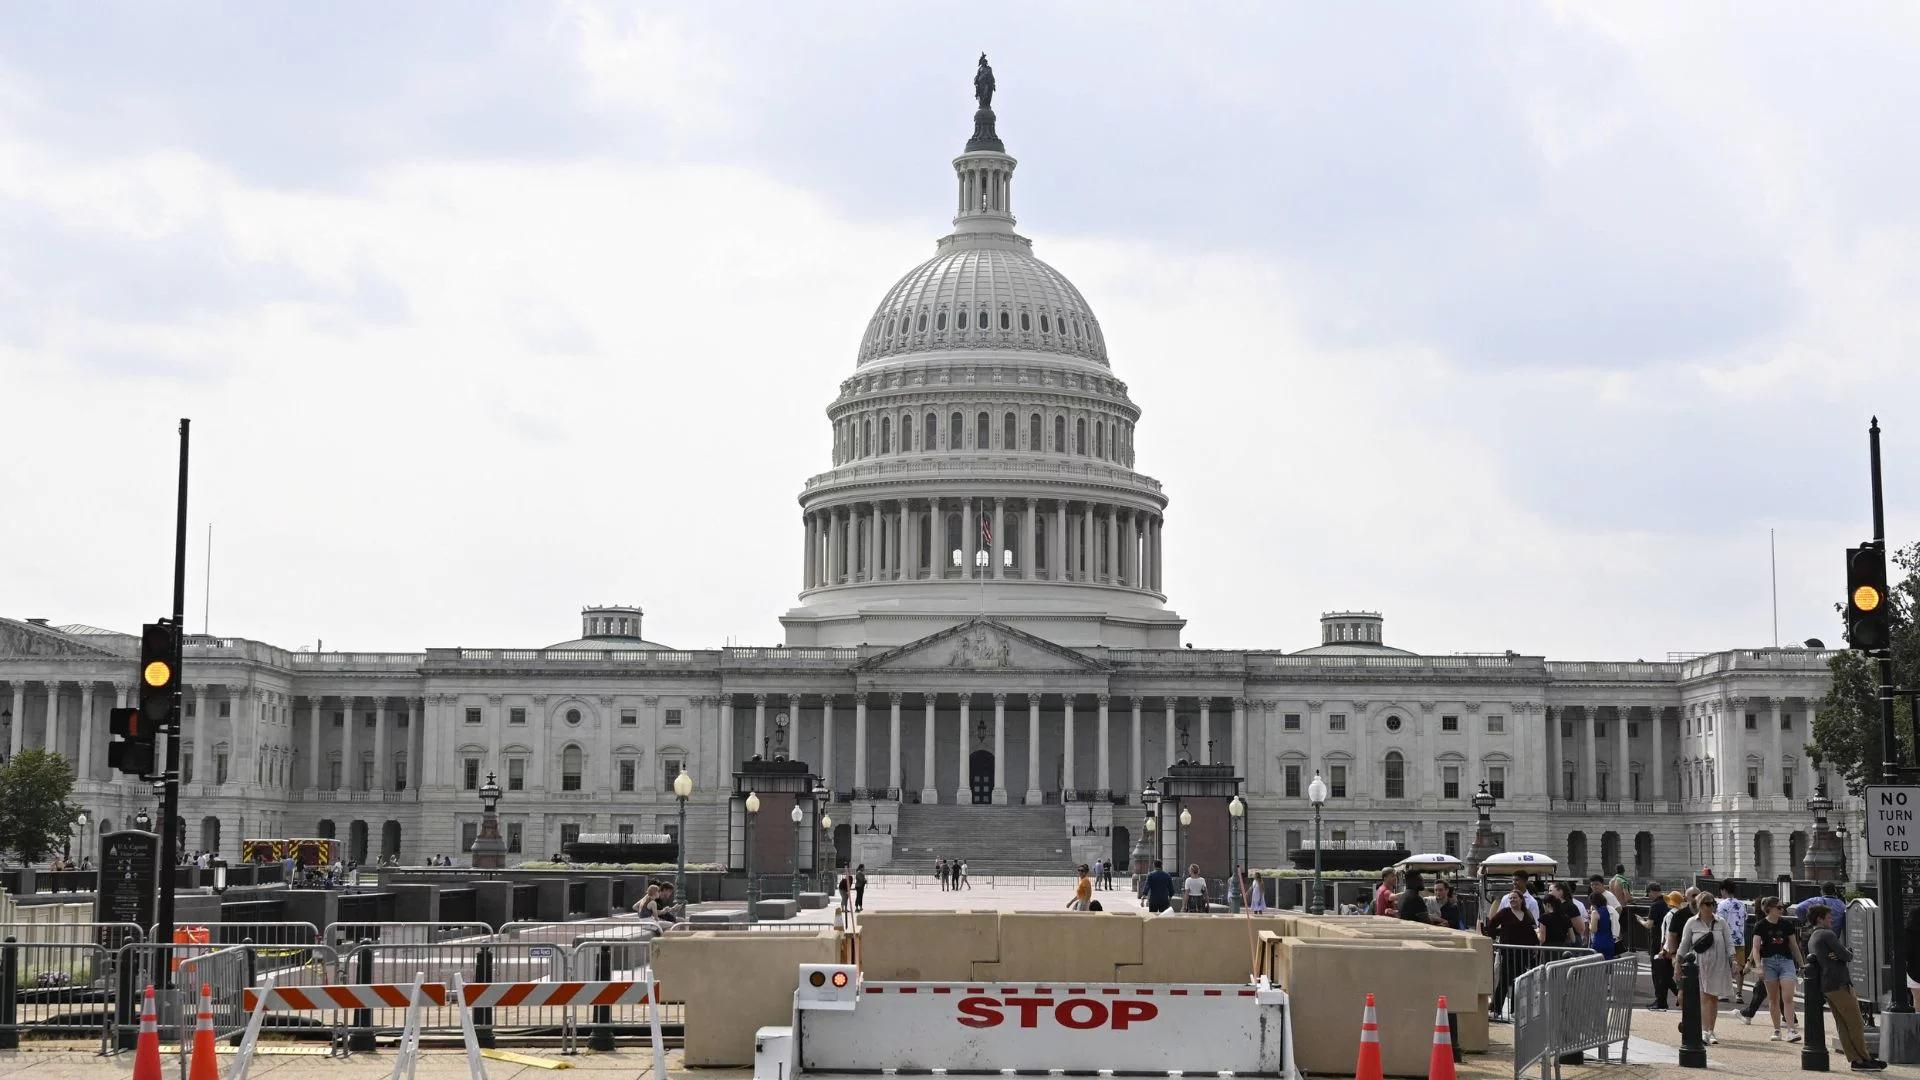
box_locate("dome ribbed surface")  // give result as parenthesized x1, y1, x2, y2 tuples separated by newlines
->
(857, 246, 1107, 366)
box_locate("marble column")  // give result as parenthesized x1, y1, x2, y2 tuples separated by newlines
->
(868, 503, 881, 582)
(1082, 503, 1094, 581)
(410, 697, 426, 792)
(338, 693, 355, 791)
(77, 682, 95, 780)
(896, 502, 908, 581)
(1026, 695, 1043, 805)
(887, 693, 902, 794)
(919, 693, 937, 803)
(821, 697, 835, 790)
(193, 686, 211, 787)
(1055, 501, 1068, 581)
(719, 696, 736, 780)
(1129, 697, 1143, 797)
(1232, 698, 1247, 776)
(8, 683, 22, 757)
(1106, 508, 1119, 583)
(993, 693, 1007, 804)
(853, 696, 868, 791)
(827, 510, 842, 585)
(803, 512, 815, 590)
(1063, 696, 1077, 793)
(955, 694, 972, 804)
(1199, 698, 1212, 764)
(1583, 706, 1598, 801)
(753, 694, 767, 760)
(993, 498, 1005, 579)
(1025, 498, 1037, 578)
(1769, 697, 1785, 798)
(43, 682, 59, 754)
(1164, 698, 1177, 769)
(1615, 705, 1629, 803)
(1096, 695, 1111, 794)
(1651, 706, 1665, 800)
(307, 698, 323, 790)
(962, 496, 976, 578)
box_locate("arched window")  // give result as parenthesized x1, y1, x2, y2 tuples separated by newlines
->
(917, 313, 927, 332)
(1054, 415, 1066, 454)
(978, 308, 988, 330)
(925, 412, 938, 451)
(1029, 413, 1041, 451)
(957, 309, 968, 330)
(1095, 423, 1104, 458)
(1075, 418, 1087, 455)
(1020, 312, 1031, 331)
(862, 419, 871, 457)
(1003, 412, 1016, 449)
(950, 412, 963, 450)
(1041, 314, 1051, 334)
(1383, 752, 1405, 799)
(976, 411, 990, 448)
(880, 415, 891, 454)
(999, 310, 1010, 330)
(936, 311, 947, 331)
(561, 745, 584, 791)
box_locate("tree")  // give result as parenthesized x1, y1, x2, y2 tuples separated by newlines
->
(1811, 540, 1920, 794)
(0, 748, 80, 865)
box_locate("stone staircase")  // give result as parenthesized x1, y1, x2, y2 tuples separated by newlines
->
(891, 803, 1076, 875)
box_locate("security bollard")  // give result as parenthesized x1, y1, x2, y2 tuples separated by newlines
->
(589, 947, 615, 1051)
(1678, 952, 1707, 1069)
(349, 941, 375, 1051)
(1802, 974, 1830, 1072)
(475, 946, 496, 1048)
(0, 936, 18, 1051)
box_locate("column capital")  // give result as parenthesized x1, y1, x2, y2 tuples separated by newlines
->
(1232, 697, 1248, 710)
(889, 692, 904, 705)
(1097, 694, 1110, 708)
(993, 692, 1007, 705)
(642, 695, 660, 707)
(754, 692, 768, 705)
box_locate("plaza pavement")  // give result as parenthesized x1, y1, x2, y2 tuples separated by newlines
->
(3, 879, 1913, 1078)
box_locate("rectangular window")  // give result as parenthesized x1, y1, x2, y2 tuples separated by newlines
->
(1492, 831, 1507, 850)
(1441, 715, 1459, 732)
(663, 822, 680, 851)
(621, 708, 637, 726)
(328, 761, 342, 789)
(215, 753, 229, 785)
(662, 756, 686, 790)
(394, 760, 407, 791)
(560, 823, 580, 848)
(219, 700, 231, 718)
(665, 708, 683, 727)
(1562, 769, 1575, 800)
(1443, 765, 1460, 800)
(360, 758, 374, 789)
(1595, 720, 1607, 737)
(506, 823, 522, 854)
(363, 713, 375, 729)
(1386, 829, 1407, 849)
(186, 701, 196, 718)
(1285, 828, 1302, 852)
(1328, 713, 1347, 732)
(509, 707, 526, 725)
(507, 758, 525, 791)
(618, 823, 634, 842)
(461, 822, 477, 852)
(619, 759, 636, 792)
(1783, 772, 1795, 799)
(463, 758, 480, 790)
(182, 754, 195, 784)
(1784, 713, 1795, 730)
(1628, 722, 1639, 739)
(1596, 773, 1609, 801)
(1486, 714, 1505, 733)
(1561, 720, 1573, 739)
(465, 708, 482, 725)
(1443, 831, 1460, 857)
(1747, 767, 1760, 798)
(333, 712, 343, 727)
(1745, 713, 1758, 730)
(1283, 713, 1300, 731)
(1330, 765, 1348, 798)
(1631, 772, 1642, 801)
(562, 765, 582, 792)
(1331, 828, 1349, 843)
(1488, 767, 1507, 800)
(1284, 764, 1302, 798)
(1384, 757, 1405, 799)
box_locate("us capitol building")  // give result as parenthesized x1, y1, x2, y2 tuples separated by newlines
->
(0, 62, 1848, 883)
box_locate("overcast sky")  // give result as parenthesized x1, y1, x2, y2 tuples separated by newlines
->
(4, 3, 1918, 659)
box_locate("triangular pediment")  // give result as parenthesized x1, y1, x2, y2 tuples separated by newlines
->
(857, 618, 1106, 674)
(0, 618, 127, 660)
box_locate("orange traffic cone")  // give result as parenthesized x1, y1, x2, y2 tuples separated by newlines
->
(132, 986, 163, 1080)
(1429, 996, 1456, 1080)
(1355, 993, 1383, 1080)
(188, 984, 221, 1080)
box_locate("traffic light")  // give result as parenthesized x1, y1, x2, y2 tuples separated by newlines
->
(106, 707, 154, 776)
(1846, 544, 1891, 651)
(137, 620, 180, 724)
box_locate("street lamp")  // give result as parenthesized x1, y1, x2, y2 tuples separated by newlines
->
(134, 807, 152, 832)
(210, 856, 228, 894)
(1837, 824, 1851, 882)
(790, 803, 805, 899)
(1227, 796, 1245, 913)
(744, 791, 760, 922)
(68, 810, 89, 859)
(1307, 772, 1328, 915)
(1177, 805, 1192, 883)
(672, 769, 693, 905)
(471, 771, 506, 869)
(821, 811, 834, 881)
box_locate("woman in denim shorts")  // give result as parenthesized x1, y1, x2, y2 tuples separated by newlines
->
(1748, 897, 1805, 1042)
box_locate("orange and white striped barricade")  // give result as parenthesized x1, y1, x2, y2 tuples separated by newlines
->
(754, 966, 1299, 1080)
(229, 973, 276, 1080)
(389, 972, 431, 1080)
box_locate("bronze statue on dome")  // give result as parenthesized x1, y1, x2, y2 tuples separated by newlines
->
(974, 54, 995, 111)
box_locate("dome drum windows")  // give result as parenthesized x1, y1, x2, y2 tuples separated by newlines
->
(1020, 312, 1031, 332)
(957, 310, 968, 331)
(1000, 311, 1011, 330)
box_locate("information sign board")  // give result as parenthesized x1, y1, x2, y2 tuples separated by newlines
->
(95, 830, 157, 930)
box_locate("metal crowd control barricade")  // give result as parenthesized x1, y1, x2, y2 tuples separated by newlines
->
(334, 940, 567, 1047)
(324, 922, 494, 949)
(0, 936, 116, 1051)
(1512, 952, 1638, 1079)
(1490, 944, 1588, 1018)
(568, 929, 670, 1053)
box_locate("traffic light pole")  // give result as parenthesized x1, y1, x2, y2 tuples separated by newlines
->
(1869, 418, 1911, 1013)
(154, 418, 189, 984)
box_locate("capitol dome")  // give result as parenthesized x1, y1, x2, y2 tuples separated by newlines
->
(857, 243, 1109, 367)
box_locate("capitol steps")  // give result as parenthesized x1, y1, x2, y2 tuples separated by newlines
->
(890, 803, 1078, 875)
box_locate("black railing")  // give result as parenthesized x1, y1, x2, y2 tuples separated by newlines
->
(1062, 789, 1105, 803)
(848, 787, 900, 801)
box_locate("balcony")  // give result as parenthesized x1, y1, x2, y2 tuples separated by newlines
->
(803, 453, 1164, 495)
(1545, 660, 1681, 682)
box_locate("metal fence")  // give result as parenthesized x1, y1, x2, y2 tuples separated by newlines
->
(0, 937, 116, 1051)
(1513, 952, 1638, 1079)
(1491, 943, 1591, 1019)
(336, 940, 568, 1044)
(324, 922, 493, 949)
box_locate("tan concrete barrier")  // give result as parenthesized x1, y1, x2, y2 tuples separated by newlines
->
(649, 928, 840, 1067)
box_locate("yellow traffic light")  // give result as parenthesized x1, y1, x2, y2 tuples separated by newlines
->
(1854, 584, 1883, 613)
(142, 659, 173, 687)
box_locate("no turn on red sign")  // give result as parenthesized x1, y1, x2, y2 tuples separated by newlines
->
(1866, 786, 1920, 858)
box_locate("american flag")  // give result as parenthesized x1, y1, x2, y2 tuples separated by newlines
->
(980, 514, 992, 548)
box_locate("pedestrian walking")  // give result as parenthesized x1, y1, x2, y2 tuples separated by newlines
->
(935, 857, 947, 891)
(1142, 859, 1174, 914)
(854, 864, 867, 911)
(1101, 860, 1114, 889)
(959, 860, 971, 889)
(1551, 882, 1588, 945)
(1184, 863, 1208, 913)
(1715, 881, 1749, 1004)
(1068, 865, 1093, 911)
(1242, 868, 1267, 913)
(837, 872, 852, 910)
(1642, 888, 1678, 1010)
(1587, 881, 1618, 958)
(1745, 897, 1803, 1041)
(1804, 902, 1885, 1070)
(1677, 893, 1734, 1045)
(949, 859, 962, 890)
(1482, 877, 1539, 1022)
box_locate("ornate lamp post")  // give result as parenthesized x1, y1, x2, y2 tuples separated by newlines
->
(672, 769, 693, 904)
(821, 811, 834, 881)
(790, 804, 805, 898)
(1227, 795, 1245, 913)
(470, 771, 506, 869)
(67, 810, 88, 859)
(1468, 778, 1499, 876)
(1177, 806, 1192, 881)
(811, 780, 830, 888)
(744, 791, 761, 921)
(1836, 825, 1850, 882)
(1307, 772, 1328, 915)
(210, 856, 228, 894)
(1804, 777, 1844, 882)
(134, 807, 152, 833)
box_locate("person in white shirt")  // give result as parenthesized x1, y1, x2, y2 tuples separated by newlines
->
(1183, 864, 1209, 914)
(1715, 882, 1750, 1005)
